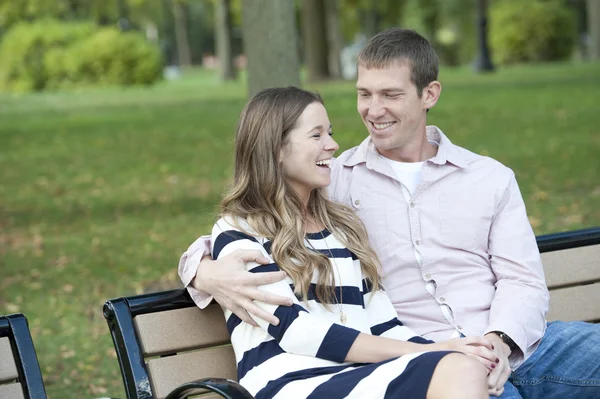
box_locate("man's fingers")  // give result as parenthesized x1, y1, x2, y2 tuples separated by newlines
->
(230, 306, 259, 327)
(488, 374, 500, 389)
(245, 302, 281, 326)
(243, 271, 288, 287)
(244, 287, 293, 306)
(235, 249, 271, 265)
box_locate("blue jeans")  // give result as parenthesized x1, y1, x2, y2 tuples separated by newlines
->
(498, 321, 600, 399)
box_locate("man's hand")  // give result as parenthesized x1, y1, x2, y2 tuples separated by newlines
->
(484, 332, 512, 397)
(192, 249, 293, 327)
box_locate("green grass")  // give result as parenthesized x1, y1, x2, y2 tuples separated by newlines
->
(1, 62, 599, 397)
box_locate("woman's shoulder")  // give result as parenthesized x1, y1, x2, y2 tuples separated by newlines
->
(212, 216, 263, 240)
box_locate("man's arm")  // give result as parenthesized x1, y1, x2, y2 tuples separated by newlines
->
(484, 171, 550, 369)
(177, 235, 292, 326)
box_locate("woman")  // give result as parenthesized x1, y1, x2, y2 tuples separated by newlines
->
(212, 87, 495, 399)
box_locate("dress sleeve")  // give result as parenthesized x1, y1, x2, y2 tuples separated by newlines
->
(212, 218, 361, 363)
(362, 279, 433, 344)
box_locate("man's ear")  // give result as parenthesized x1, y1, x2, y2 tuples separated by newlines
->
(423, 80, 442, 111)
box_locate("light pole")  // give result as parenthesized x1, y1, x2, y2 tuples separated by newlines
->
(474, 0, 494, 72)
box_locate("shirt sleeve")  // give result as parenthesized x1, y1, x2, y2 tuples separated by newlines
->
(178, 235, 213, 309)
(484, 172, 550, 368)
(212, 219, 361, 363)
(362, 279, 433, 344)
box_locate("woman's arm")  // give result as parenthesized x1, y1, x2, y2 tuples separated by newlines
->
(359, 278, 498, 368)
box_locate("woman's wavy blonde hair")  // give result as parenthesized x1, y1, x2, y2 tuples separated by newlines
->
(221, 86, 381, 305)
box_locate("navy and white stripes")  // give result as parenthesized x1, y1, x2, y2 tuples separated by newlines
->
(211, 217, 444, 398)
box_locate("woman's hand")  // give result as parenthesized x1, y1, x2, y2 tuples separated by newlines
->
(193, 249, 293, 326)
(430, 336, 499, 373)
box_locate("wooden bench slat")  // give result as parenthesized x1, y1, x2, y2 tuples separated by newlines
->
(0, 382, 24, 399)
(547, 283, 600, 322)
(543, 245, 600, 288)
(147, 345, 237, 399)
(0, 337, 18, 384)
(134, 304, 230, 357)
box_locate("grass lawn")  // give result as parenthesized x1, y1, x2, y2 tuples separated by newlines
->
(1, 62, 599, 397)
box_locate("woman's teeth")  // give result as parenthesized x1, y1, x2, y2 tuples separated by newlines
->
(316, 159, 331, 167)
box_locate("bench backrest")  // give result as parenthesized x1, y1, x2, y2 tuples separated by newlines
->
(104, 227, 600, 399)
(539, 229, 600, 322)
(104, 290, 233, 399)
(0, 314, 47, 399)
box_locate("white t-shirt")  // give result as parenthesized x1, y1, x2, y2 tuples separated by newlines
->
(384, 158, 425, 196)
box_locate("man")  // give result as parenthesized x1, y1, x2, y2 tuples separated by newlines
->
(179, 29, 600, 398)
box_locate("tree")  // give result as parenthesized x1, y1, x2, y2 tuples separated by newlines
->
(215, 0, 237, 80)
(171, 0, 192, 67)
(326, 0, 344, 78)
(301, 0, 329, 81)
(588, 0, 600, 59)
(241, 0, 300, 97)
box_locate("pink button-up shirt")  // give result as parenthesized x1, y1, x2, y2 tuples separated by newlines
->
(178, 126, 549, 368)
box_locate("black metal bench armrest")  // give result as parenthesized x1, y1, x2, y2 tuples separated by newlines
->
(165, 378, 254, 399)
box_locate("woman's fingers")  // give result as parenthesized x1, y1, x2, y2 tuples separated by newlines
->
(462, 335, 495, 351)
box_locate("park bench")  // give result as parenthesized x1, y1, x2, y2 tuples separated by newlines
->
(103, 226, 600, 399)
(0, 313, 47, 399)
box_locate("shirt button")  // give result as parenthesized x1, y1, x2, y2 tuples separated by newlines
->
(425, 273, 431, 279)
(354, 199, 361, 206)
(415, 240, 421, 245)
(410, 201, 415, 207)
(440, 297, 446, 302)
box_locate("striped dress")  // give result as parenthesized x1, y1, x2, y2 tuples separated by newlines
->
(212, 217, 453, 399)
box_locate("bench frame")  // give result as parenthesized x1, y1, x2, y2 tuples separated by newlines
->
(0, 313, 47, 399)
(103, 226, 600, 399)
(103, 290, 252, 399)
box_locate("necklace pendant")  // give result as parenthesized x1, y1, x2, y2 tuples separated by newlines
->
(340, 311, 347, 324)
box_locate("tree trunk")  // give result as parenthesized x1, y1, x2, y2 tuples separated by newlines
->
(419, 0, 439, 48)
(588, 0, 600, 60)
(363, 0, 379, 39)
(215, 0, 237, 80)
(241, 0, 301, 97)
(326, 0, 343, 79)
(301, 0, 329, 81)
(172, 0, 192, 68)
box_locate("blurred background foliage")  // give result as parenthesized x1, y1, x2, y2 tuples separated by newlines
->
(0, 0, 597, 93)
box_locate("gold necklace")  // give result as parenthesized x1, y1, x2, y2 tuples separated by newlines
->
(306, 230, 347, 324)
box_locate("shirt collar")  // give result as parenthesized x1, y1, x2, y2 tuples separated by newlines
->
(342, 125, 470, 169)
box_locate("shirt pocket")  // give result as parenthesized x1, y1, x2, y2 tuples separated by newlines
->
(439, 195, 493, 251)
(350, 188, 391, 253)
